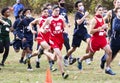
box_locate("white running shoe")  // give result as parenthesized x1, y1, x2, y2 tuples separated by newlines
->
(64, 58, 69, 67)
(85, 58, 91, 65)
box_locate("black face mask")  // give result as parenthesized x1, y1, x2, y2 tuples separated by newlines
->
(60, 3, 65, 7)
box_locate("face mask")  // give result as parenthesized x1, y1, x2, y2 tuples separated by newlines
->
(103, 13, 106, 17)
(26, 14, 32, 18)
(79, 6, 84, 12)
(60, 3, 65, 7)
(48, 10, 52, 16)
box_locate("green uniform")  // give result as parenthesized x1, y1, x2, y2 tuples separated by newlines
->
(0, 17, 12, 41)
(0, 17, 12, 65)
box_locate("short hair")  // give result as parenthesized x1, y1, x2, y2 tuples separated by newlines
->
(18, 9, 23, 15)
(1, 7, 9, 16)
(52, 5, 59, 10)
(103, 7, 107, 10)
(74, 0, 82, 8)
(41, 7, 48, 11)
(22, 8, 31, 15)
(58, 0, 65, 2)
(115, 7, 120, 13)
(95, 5, 103, 12)
(46, 3, 52, 7)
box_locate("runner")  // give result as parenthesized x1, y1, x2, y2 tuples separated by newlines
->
(77, 5, 115, 75)
(63, 0, 91, 67)
(40, 5, 69, 79)
(0, 7, 13, 66)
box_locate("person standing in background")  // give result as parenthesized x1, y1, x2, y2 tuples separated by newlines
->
(13, 0, 24, 19)
(46, 3, 53, 17)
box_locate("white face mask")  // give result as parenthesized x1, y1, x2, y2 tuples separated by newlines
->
(79, 6, 84, 12)
(26, 14, 32, 18)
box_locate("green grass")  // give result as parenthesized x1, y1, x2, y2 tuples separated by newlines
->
(0, 15, 120, 83)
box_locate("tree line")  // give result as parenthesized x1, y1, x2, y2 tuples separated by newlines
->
(0, 0, 114, 14)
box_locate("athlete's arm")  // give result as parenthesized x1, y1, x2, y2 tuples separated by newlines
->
(0, 19, 10, 26)
(29, 19, 39, 34)
(90, 18, 108, 34)
(90, 18, 100, 34)
(39, 18, 50, 33)
(103, 10, 111, 22)
(76, 11, 89, 25)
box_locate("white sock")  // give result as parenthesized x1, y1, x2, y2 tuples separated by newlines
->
(106, 67, 110, 71)
(36, 58, 40, 62)
(27, 53, 31, 58)
(79, 59, 81, 63)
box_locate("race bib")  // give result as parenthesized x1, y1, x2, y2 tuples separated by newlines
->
(6, 27, 10, 32)
(55, 26, 61, 31)
(44, 25, 49, 29)
(99, 32, 104, 36)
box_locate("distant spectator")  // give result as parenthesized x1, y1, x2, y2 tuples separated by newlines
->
(13, 0, 24, 19)
(46, 3, 53, 16)
(58, 0, 69, 24)
(103, 7, 108, 17)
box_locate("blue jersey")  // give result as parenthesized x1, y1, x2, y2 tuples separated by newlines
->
(74, 12, 87, 36)
(112, 17, 120, 34)
(60, 7, 69, 24)
(13, 17, 24, 39)
(21, 17, 34, 41)
(13, 3, 24, 17)
(110, 17, 120, 46)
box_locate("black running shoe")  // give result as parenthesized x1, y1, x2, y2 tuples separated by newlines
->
(50, 67, 57, 72)
(105, 69, 116, 75)
(27, 66, 33, 71)
(36, 62, 40, 68)
(0, 63, 4, 66)
(24, 58, 30, 64)
(19, 59, 24, 64)
(69, 58, 76, 65)
(62, 73, 69, 79)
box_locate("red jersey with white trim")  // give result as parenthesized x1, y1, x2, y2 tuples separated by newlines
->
(92, 17, 106, 38)
(37, 17, 50, 44)
(49, 15, 64, 49)
(90, 16, 107, 52)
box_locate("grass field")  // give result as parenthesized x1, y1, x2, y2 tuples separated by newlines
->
(0, 14, 120, 83)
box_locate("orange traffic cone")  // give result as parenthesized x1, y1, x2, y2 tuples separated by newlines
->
(45, 68, 52, 83)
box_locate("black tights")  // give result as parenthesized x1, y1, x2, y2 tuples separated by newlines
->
(0, 39, 10, 64)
